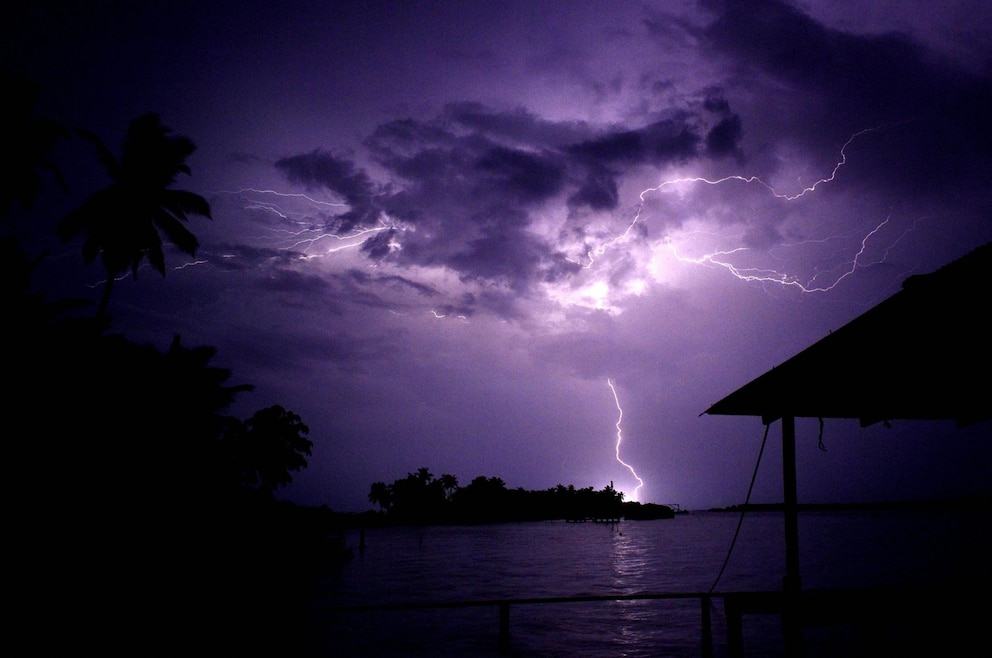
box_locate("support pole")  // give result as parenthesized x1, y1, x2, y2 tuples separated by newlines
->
(781, 415, 803, 657)
(724, 595, 743, 658)
(701, 594, 713, 658)
(498, 602, 510, 654)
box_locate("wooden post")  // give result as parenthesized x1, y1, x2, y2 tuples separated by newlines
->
(781, 415, 803, 657)
(724, 595, 743, 658)
(498, 602, 510, 654)
(701, 594, 713, 658)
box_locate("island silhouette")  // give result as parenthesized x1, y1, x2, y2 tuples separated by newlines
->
(365, 469, 676, 526)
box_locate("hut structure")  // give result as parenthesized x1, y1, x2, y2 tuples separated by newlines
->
(703, 241, 991, 655)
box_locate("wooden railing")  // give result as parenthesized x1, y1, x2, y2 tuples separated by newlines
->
(322, 585, 970, 656)
(327, 590, 723, 656)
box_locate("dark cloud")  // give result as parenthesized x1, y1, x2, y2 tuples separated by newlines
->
(443, 101, 591, 147)
(705, 114, 743, 158)
(362, 115, 579, 298)
(701, 0, 992, 191)
(703, 96, 732, 114)
(702, 0, 940, 118)
(433, 297, 476, 318)
(346, 269, 438, 299)
(274, 150, 380, 231)
(474, 146, 564, 203)
(360, 229, 399, 261)
(207, 243, 307, 272)
(568, 117, 700, 165)
(255, 268, 329, 294)
(568, 165, 620, 211)
(448, 206, 549, 292)
(365, 118, 468, 177)
(562, 97, 745, 203)
(328, 95, 751, 300)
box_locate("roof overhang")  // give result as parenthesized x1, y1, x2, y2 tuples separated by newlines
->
(703, 242, 992, 427)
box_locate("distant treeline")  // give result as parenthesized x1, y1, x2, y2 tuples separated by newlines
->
(709, 495, 992, 513)
(365, 468, 675, 525)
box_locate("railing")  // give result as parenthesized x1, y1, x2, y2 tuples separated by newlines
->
(322, 585, 968, 656)
(327, 590, 724, 656)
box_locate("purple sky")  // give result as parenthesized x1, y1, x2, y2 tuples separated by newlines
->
(5, 0, 991, 512)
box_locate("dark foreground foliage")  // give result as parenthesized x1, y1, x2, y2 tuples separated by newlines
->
(2, 82, 347, 655)
(5, 235, 350, 654)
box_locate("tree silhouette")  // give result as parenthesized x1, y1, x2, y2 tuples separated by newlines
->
(439, 472, 459, 501)
(1, 73, 68, 219)
(57, 113, 211, 317)
(451, 475, 509, 522)
(226, 404, 313, 495)
(368, 481, 392, 512)
(365, 470, 666, 524)
(68, 334, 254, 507)
(3, 92, 337, 653)
(385, 468, 450, 523)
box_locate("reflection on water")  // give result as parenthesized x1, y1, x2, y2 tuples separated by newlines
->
(306, 509, 988, 656)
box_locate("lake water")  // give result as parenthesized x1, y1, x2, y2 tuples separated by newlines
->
(303, 508, 989, 656)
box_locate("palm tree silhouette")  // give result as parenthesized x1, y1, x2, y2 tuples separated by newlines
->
(368, 481, 392, 512)
(58, 113, 211, 318)
(439, 473, 459, 501)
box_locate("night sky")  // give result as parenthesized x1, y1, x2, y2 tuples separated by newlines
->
(4, 0, 991, 512)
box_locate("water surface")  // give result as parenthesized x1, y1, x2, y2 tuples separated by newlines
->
(305, 508, 988, 656)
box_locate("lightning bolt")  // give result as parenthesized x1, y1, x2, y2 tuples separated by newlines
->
(664, 215, 917, 293)
(430, 309, 469, 321)
(222, 187, 348, 210)
(575, 126, 916, 292)
(207, 189, 475, 321)
(209, 188, 399, 259)
(650, 126, 881, 203)
(607, 378, 644, 502)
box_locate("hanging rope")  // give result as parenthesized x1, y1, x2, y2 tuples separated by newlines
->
(817, 417, 827, 451)
(708, 420, 770, 594)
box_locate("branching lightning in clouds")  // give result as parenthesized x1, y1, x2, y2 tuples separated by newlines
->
(211, 127, 924, 328)
(232, 188, 349, 213)
(652, 127, 882, 203)
(663, 216, 904, 293)
(295, 221, 398, 259)
(608, 378, 644, 502)
(576, 127, 914, 293)
(175, 260, 210, 270)
(213, 188, 399, 258)
(431, 309, 469, 321)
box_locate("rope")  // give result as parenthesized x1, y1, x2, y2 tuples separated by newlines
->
(708, 420, 770, 594)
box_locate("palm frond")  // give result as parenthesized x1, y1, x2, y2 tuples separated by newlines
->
(121, 114, 197, 187)
(141, 221, 166, 275)
(154, 208, 200, 256)
(62, 114, 209, 314)
(163, 189, 212, 220)
(74, 127, 121, 181)
(57, 189, 111, 242)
